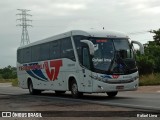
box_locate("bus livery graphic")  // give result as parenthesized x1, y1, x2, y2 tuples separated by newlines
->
(19, 60, 63, 81)
(44, 60, 63, 81)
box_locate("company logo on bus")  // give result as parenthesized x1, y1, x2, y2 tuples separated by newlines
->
(44, 60, 62, 81)
(19, 60, 63, 81)
(96, 39, 107, 43)
(112, 75, 120, 79)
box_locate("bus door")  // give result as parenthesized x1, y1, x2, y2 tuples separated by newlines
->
(82, 47, 93, 92)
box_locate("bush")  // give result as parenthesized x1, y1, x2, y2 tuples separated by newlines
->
(139, 73, 160, 86)
(12, 79, 18, 87)
(136, 45, 160, 75)
(0, 66, 17, 79)
(136, 55, 155, 75)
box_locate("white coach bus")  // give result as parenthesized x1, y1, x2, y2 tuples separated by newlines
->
(17, 30, 144, 98)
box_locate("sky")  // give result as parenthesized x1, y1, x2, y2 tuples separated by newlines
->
(1, 0, 160, 67)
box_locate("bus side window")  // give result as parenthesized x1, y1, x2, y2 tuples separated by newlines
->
(82, 47, 90, 69)
(17, 49, 21, 63)
(25, 47, 31, 63)
(61, 37, 75, 61)
(21, 47, 31, 63)
(40, 43, 50, 61)
(73, 35, 87, 64)
(49, 41, 60, 59)
(31, 45, 40, 62)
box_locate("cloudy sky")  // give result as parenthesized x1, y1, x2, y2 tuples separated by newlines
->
(1, 0, 160, 67)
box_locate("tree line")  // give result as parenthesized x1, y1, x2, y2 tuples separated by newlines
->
(0, 65, 17, 79)
(136, 29, 160, 75)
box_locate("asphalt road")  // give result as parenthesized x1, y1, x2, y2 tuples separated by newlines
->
(0, 83, 160, 119)
(0, 83, 160, 111)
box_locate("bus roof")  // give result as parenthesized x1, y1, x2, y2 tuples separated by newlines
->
(18, 30, 128, 49)
(71, 30, 128, 38)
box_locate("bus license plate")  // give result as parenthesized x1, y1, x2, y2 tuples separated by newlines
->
(116, 86, 124, 90)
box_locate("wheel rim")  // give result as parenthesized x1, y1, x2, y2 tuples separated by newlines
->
(72, 83, 78, 95)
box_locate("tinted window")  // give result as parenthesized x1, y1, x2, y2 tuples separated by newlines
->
(17, 49, 22, 63)
(23, 47, 31, 63)
(40, 43, 50, 61)
(31, 45, 40, 62)
(61, 37, 75, 61)
(91, 38, 114, 71)
(83, 48, 90, 69)
(49, 41, 60, 59)
(73, 35, 87, 63)
(113, 39, 133, 58)
(18, 37, 76, 63)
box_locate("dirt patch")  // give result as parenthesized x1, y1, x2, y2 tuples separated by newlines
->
(137, 86, 160, 93)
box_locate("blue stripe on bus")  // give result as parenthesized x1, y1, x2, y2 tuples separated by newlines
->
(23, 63, 48, 81)
(32, 69, 48, 81)
(28, 63, 48, 81)
(26, 70, 44, 81)
(100, 75, 112, 79)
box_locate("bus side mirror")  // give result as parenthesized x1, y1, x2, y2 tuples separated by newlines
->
(131, 40, 144, 54)
(80, 40, 94, 55)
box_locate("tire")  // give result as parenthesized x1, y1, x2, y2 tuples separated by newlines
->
(28, 80, 41, 95)
(71, 81, 83, 98)
(106, 91, 118, 98)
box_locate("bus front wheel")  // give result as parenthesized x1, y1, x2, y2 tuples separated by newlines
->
(106, 91, 118, 98)
(71, 81, 83, 98)
(28, 80, 41, 95)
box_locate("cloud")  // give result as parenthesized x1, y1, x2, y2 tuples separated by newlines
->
(54, 3, 86, 10)
(0, 0, 160, 67)
(117, 0, 160, 15)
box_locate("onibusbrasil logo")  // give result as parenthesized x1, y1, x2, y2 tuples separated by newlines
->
(18, 60, 63, 81)
(2, 112, 42, 118)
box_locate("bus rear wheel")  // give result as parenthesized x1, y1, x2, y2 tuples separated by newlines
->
(106, 91, 118, 98)
(71, 81, 83, 98)
(28, 80, 41, 95)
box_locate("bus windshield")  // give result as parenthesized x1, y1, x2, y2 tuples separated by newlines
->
(90, 37, 135, 73)
(91, 38, 114, 71)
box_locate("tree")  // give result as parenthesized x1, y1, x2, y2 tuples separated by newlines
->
(150, 29, 160, 45)
(0, 66, 17, 79)
(136, 29, 160, 75)
(136, 46, 155, 75)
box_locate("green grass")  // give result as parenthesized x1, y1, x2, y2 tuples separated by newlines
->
(139, 73, 160, 86)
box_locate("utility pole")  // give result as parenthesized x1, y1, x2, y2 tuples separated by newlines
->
(16, 9, 32, 46)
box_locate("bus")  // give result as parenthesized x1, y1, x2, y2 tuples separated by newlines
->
(17, 30, 144, 98)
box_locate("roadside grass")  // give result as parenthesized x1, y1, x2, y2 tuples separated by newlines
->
(12, 79, 19, 86)
(0, 79, 12, 83)
(139, 73, 160, 86)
